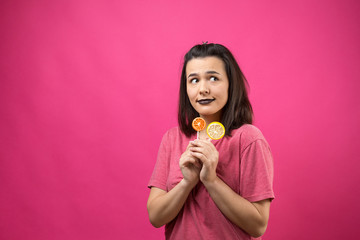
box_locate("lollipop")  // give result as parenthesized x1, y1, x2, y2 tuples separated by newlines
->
(206, 122, 225, 140)
(192, 117, 206, 139)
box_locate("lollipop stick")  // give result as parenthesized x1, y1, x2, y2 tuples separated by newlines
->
(197, 131, 199, 139)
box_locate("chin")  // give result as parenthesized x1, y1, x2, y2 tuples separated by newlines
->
(195, 107, 223, 118)
(197, 111, 219, 117)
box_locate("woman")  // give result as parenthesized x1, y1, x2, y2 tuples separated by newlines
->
(147, 43, 275, 239)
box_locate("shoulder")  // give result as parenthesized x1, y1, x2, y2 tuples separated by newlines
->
(163, 126, 183, 138)
(231, 124, 269, 151)
(160, 126, 190, 143)
(158, 126, 192, 157)
(231, 124, 265, 141)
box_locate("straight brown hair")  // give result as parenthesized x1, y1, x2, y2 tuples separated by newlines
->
(178, 43, 253, 137)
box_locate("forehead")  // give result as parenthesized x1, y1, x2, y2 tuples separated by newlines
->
(186, 57, 226, 75)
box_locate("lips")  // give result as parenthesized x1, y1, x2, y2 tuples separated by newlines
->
(197, 99, 215, 105)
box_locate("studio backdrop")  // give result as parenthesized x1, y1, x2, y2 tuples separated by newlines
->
(1, 0, 359, 239)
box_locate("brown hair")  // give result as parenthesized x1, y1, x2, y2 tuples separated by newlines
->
(178, 43, 253, 137)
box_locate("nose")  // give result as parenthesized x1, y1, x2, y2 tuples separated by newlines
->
(199, 80, 209, 95)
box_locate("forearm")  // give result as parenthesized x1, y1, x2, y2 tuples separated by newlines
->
(203, 177, 268, 237)
(147, 179, 196, 228)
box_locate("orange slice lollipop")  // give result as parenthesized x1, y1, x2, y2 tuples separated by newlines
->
(192, 117, 206, 131)
(207, 122, 225, 140)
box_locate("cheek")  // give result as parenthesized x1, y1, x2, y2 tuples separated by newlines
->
(220, 86, 229, 102)
(187, 88, 195, 99)
(224, 83, 229, 97)
(216, 85, 228, 96)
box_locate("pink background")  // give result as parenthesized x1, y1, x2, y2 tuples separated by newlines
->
(1, 0, 359, 239)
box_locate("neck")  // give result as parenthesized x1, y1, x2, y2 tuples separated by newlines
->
(200, 111, 222, 126)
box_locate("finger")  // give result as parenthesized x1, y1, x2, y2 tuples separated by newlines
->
(187, 140, 196, 149)
(197, 139, 217, 151)
(189, 146, 204, 153)
(190, 146, 206, 158)
(193, 159, 202, 169)
(190, 151, 207, 163)
(190, 141, 215, 155)
(180, 153, 194, 165)
(189, 140, 198, 147)
(187, 159, 201, 170)
(192, 139, 212, 148)
(181, 155, 199, 166)
(207, 141, 217, 152)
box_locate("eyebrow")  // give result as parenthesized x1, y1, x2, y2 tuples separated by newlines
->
(187, 71, 221, 79)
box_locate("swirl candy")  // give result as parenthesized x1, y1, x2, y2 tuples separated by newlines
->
(206, 122, 225, 140)
(192, 117, 206, 139)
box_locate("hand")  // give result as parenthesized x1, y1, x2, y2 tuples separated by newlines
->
(189, 139, 219, 184)
(179, 142, 202, 187)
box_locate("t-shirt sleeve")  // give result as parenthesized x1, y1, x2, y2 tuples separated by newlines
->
(147, 131, 170, 191)
(239, 139, 275, 202)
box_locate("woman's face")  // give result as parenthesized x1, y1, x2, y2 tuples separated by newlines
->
(186, 56, 229, 120)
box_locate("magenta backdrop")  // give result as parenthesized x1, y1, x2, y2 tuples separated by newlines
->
(1, 0, 359, 239)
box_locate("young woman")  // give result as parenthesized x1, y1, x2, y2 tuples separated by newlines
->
(147, 43, 275, 239)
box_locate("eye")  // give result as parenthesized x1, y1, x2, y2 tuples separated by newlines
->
(209, 76, 218, 82)
(190, 78, 199, 84)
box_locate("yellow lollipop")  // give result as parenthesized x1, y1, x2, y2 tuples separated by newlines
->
(206, 122, 225, 140)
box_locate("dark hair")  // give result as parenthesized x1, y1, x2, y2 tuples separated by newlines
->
(178, 43, 253, 137)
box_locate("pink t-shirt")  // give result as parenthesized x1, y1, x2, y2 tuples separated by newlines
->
(148, 124, 275, 240)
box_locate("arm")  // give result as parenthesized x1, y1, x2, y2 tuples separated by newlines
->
(190, 139, 271, 238)
(203, 177, 270, 238)
(147, 142, 201, 227)
(147, 180, 196, 228)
